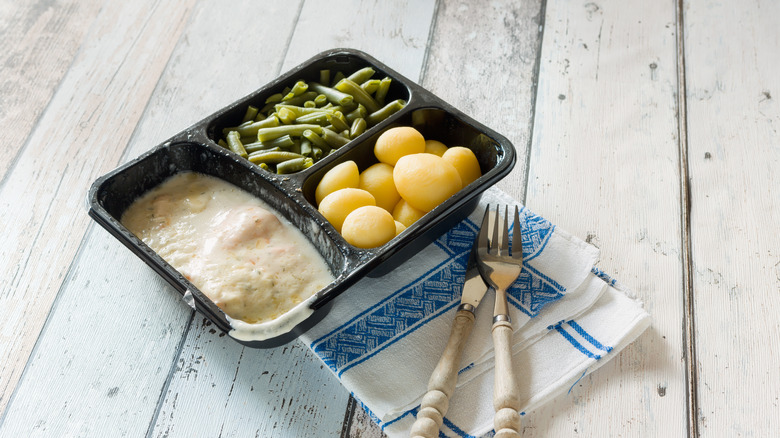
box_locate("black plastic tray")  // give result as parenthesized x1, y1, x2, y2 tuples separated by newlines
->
(87, 48, 516, 348)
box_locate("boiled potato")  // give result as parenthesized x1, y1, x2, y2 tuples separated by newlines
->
(315, 160, 359, 205)
(424, 139, 448, 157)
(374, 126, 425, 166)
(318, 188, 375, 232)
(392, 198, 426, 227)
(342, 206, 396, 248)
(359, 163, 400, 212)
(442, 146, 482, 187)
(393, 153, 462, 212)
(394, 220, 407, 236)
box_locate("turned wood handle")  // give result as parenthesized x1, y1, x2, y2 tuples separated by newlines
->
(410, 308, 476, 438)
(491, 315, 522, 438)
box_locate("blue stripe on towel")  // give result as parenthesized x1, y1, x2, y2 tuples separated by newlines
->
(555, 326, 602, 360)
(568, 320, 613, 352)
(442, 416, 478, 438)
(591, 266, 618, 287)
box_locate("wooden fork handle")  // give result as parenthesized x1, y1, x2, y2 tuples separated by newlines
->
(492, 317, 522, 437)
(410, 309, 476, 438)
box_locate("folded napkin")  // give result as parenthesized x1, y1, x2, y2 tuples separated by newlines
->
(299, 188, 651, 437)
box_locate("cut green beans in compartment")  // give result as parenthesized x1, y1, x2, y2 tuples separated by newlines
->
(217, 65, 406, 174)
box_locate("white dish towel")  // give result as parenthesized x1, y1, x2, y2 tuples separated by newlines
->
(300, 188, 651, 438)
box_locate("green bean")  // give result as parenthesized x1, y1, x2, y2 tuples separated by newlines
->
(240, 136, 257, 145)
(244, 134, 295, 153)
(308, 82, 354, 106)
(277, 107, 297, 124)
(327, 111, 350, 133)
(258, 162, 271, 172)
(223, 114, 280, 137)
(279, 91, 318, 106)
(275, 104, 335, 117)
(226, 131, 248, 158)
(218, 139, 228, 148)
(302, 129, 330, 151)
(347, 67, 376, 85)
(375, 77, 392, 106)
(314, 94, 328, 106)
(294, 111, 331, 125)
(282, 80, 308, 101)
(289, 139, 302, 155)
(265, 93, 284, 104)
(260, 101, 276, 115)
(311, 146, 323, 160)
(361, 79, 381, 95)
(345, 104, 367, 123)
(300, 137, 313, 156)
(247, 150, 305, 165)
(320, 69, 330, 86)
(303, 100, 316, 108)
(366, 99, 406, 126)
(349, 117, 367, 139)
(241, 105, 259, 123)
(334, 78, 380, 113)
(331, 71, 345, 86)
(321, 127, 350, 148)
(257, 124, 322, 142)
(277, 157, 314, 174)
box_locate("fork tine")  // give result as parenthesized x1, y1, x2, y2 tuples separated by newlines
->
(511, 205, 522, 259)
(478, 204, 491, 252)
(490, 205, 500, 255)
(500, 205, 510, 257)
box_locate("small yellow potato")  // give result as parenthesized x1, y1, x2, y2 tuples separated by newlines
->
(442, 146, 482, 187)
(393, 153, 462, 212)
(359, 163, 401, 212)
(315, 160, 359, 205)
(318, 188, 375, 232)
(374, 126, 425, 166)
(392, 198, 426, 227)
(341, 206, 396, 248)
(394, 220, 407, 236)
(424, 139, 448, 157)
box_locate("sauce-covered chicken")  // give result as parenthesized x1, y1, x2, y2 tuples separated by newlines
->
(121, 172, 333, 325)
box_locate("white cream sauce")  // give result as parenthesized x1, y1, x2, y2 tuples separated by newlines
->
(121, 172, 334, 341)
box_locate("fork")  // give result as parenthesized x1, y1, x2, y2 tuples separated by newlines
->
(476, 204, 523, 438)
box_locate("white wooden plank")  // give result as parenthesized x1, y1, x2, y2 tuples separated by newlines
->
(0, 0, 103, 180)
(281, 0, 437, 79)
(683, 0, 780, 435)
(0, 0, 349, 436)
(150, 317, 350, 438)
(0, 229, 193, 436)
(0, 0, 197, 414)
(420, 0, 545, 203)
(520, 0, 687, 436)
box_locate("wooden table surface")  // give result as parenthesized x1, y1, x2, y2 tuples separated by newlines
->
(1, 0, 778, 436)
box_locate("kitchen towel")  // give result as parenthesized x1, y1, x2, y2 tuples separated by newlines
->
(299, 187, 651, 437)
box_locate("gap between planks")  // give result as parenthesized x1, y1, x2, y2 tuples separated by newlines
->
(674, 0, 699, 437)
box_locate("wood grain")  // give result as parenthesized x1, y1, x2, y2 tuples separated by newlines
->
(420, 0, 545, 203)
(520, 0, 687, 436)
(0, 0, 197, 414)
(0, 229, 194, 436)
(0, 0, 103, 181)
(683, 0, 780, 435)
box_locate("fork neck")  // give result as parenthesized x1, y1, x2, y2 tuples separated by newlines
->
(493, 288, 511, 320)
